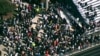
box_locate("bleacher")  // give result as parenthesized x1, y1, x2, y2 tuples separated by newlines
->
(73, 0, 100, 23)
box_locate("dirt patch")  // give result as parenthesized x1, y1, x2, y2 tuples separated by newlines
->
(3, 13, 14, 20)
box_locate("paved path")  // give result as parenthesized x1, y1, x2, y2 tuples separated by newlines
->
(0, 45, 7, 56)
(31, 15, 42, 29)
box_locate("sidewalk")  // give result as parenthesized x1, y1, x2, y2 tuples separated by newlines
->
(0, 45, 7, 56)
(31, 14, 44, 37)
(31, 15, 42, 29)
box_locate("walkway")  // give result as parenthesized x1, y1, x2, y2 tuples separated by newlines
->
(0, 45, 7, 56)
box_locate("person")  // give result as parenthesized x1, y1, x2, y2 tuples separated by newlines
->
(0, 50, 1, 56)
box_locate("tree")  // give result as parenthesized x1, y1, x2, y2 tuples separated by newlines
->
(0, 0, 15, 20)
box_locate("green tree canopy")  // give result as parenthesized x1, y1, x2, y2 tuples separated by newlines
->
(0, 0, 15, 15)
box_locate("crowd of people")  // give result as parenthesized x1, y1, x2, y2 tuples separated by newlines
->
(0, 0, 100, 56)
